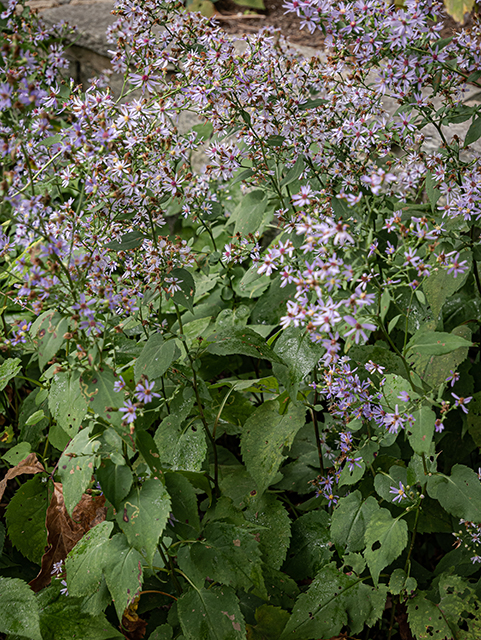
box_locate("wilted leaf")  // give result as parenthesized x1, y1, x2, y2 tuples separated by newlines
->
(30, 483, 106, 592)
(0, 452, 46, 502)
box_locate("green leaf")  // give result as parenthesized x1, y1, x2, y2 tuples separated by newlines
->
(364, 509, 408, 586)
(465, 116, 481, 146)
(425, 170, 441, 212)
(58, 427, 100, 515)
(279, 562, 387, 639)
(423, 261, 470, 322)
(0, 357, 21, 391)
(19, 387, 50, 449)
(165, 472, 201, 538)
(170, 268, 196, 313)
(2, 442, 31, 466)
(407, 331, 472, 356)
(5, 475, 48, 564)
(208, 327, 284, 364)
(177, 586, 246, 640)
(187, 0, 216, 17)
(66, 521, 114, 597)
(427, 464, 481, 522)
(49, 370, 88, 438)
(408, 406, 436, 456)
(330, 491, 379, 554)
(154, 418, 207, 472)
(150, 624, 174, 640)
(105, 230, 145, 251)
(241, 400, 306, 496)
(183, 522, 265, 593)
(247, 605, 290, 640)
(228, 190, 268, 237)
(31, 311, 69, 370)
(0, 522, 5, 556)
(244, 494, 291, 570)
(96, 460, 133, 510)
(134, 334, 180, 382)
(283, 510, 332, 580)
(280, 156, 305, 188)
(380, 289, 391, 321)
(80, 367, 126, 426)
(102, 533, 144, 621)
(116, 478, 171, 564)
(26, 410, 46, 426)
(232, 0, 265, 9)
(0, 577, 42, 640)
(411, 325, 472, 390)
(135, 430, 164, 478)
(38, 582, 123, 639)
(272, 327, 323, 399)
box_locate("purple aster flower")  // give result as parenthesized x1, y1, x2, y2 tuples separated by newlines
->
(113, 376, 126, 393)
(446, 370, 460, 387)
(451, 393, 472, 415)
(119, 399, 137, 424)
(135, 379, 160, 403)
(344, 316, 376, 344)
(389, 481, 406, 504)
(346, 456, 363, 472)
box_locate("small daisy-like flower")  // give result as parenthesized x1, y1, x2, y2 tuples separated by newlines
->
(451, 393, 472, 415)
(389, 481, 406, 504)
(51, 560, 64, 576)
(135, 379, 160, 403)
(113, 375, 126, 393)
(445, 370, 460, 387)
(60, 580, 69, 595)
(119, 399, 137, 424)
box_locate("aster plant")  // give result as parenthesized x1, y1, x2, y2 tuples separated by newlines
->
(1, 0, 481, 638)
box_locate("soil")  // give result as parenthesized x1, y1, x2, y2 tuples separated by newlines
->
(214, 0, 474, 48)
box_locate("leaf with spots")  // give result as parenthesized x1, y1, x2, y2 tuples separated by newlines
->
(364, 508, 408, 586)
(407, 574, 481, 640)
(178, 586, 246, 640)
(49, 370, 88, 439)
(179, 522, 265, 595)
(279, 562, 387, 640)
(102, 533, 144, 621)
(5, 475, 49, 564)
(79, 367, 125, 426)
(58, 426, 100, 515)
(244, 494, 291, 570)
(427, 464, 481, 522)
(241, 400, 306, 496)
(31, 310, 69, 371)
(116, 478, 171, 565)
(0, 357, 21, 391)
(66, 521, 113, 598)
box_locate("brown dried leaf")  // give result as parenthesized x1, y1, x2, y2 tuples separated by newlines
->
(29, 483, 106, 592)
(0, 453, 46, 502)
(121, 598, 147, 640)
